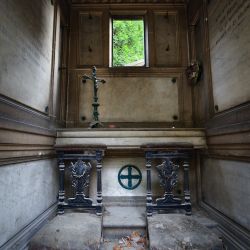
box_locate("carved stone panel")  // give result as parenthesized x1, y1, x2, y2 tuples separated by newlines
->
(154, 11, 179, 66)
(208, 0, 250, 112)
(78, 12, 103, 66)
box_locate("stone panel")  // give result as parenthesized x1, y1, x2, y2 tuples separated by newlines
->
(208, 0, 250, 112)
(0, 159, 58, 247)
(79, 77, 179, 123)
(0, 0, 54, 112)
(89, 157, 163, 198)
(201, 158, 250, 230)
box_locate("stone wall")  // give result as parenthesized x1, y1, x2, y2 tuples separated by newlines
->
(0, 0, 54, 113)
(201, 158, 250, 230)
(188, 0, 250, 247)
(0, 159, 58, 247)
(208, 0, 250, 112)
(0, 0, 68, 248)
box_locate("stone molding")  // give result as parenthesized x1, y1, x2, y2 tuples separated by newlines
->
(71, 0, 186, 4)
(0, 204, 57, 250)
(200, 201, 250, 250)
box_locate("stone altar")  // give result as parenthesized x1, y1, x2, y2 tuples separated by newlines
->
(55, 128, 206, 200)
(55, 128, 206, 150)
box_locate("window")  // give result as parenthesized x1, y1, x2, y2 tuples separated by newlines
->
(111, 16, 146, 67)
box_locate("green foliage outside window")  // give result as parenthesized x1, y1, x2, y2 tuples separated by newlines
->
(112, 19, 145, 66)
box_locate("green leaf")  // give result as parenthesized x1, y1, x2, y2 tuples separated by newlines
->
(112, 19, 145, 66)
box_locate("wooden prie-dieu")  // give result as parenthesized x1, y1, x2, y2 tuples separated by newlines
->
(141, 143, 193, 216)
(55, 144, 106, 215)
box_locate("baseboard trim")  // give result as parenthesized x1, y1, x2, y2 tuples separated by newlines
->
(0, 203, 57, 250)
(200, 201, 250, 249)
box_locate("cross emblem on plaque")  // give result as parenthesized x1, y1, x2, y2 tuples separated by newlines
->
(118, 165, 142, 190)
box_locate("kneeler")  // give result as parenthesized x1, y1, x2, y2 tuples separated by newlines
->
(141, 143, 193, 216)
(55, 144, 107, 215)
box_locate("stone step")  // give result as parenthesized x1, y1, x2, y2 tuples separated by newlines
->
(103, 226, 146, 239)
(103, 206, 146, 228)
(101, 238, 147, 250)
(102, 205, 147, 244)
(103, 196, 146, 207)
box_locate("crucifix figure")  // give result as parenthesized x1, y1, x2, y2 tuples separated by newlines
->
(82, 66, 106, 128)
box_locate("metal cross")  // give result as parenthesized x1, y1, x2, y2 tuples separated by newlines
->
(118, 165, 142, 190)
(82, 66, 106, 128)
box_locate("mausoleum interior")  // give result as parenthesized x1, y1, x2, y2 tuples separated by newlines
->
(0, 0, 249, 249)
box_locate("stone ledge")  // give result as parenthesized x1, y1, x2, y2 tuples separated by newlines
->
(56, 129, 206, 150)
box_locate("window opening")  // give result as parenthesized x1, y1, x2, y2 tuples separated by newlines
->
(112, 17, 145, 67)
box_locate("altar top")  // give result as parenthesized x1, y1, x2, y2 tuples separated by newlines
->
(55, 128, 206, 150)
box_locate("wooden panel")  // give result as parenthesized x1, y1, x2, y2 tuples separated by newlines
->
(78, 11, 103, 66)
(0, 0, 54, 113)
(206, 102, 250, 136)
(207, 131, 250, 145)
(192, 17, 206, 126)
(208, 0, 250, 112)
(66, 72, 79, 127)
(0, 95, 58, 135)
(0, 104, 56, 165)
(187, 0, 202, 24)
(67, 4, 192, 127)
(153, 11, 179, 66)
(0, 129, 55, 146)
(0, 127, 55, 166)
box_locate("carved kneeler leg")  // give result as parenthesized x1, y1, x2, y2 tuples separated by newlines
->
(96, 150, 103, 215)
(146, 158, 153, 216)
(183, 159, 191, 215)
(58, 158, 65, 215)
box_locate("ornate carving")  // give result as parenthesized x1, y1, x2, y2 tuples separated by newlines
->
(68, 160, 93, 206)
(156, 159, 181, 205)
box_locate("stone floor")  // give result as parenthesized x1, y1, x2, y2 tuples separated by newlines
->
(29, 212, 102, 250)
(101, 205, 147, 250)
(28, 206, 224, 250)
(148, 211, 223, 250)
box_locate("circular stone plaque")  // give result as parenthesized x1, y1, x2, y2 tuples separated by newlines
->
(118, 165, 142, 190)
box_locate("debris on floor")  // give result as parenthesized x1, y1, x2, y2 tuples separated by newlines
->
(112, 231, 147, 250)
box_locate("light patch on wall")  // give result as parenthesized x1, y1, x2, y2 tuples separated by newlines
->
(0, 0, 54, 112)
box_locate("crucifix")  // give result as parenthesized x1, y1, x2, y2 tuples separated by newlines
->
(82, 66, 106, 128)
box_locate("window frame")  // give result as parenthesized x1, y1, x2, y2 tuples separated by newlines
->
(110, 14, 149, 68)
